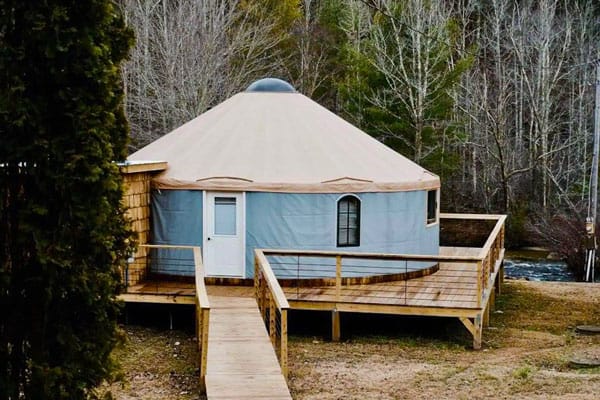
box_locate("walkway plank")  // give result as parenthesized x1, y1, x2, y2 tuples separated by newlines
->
(205, 295, 292, 400)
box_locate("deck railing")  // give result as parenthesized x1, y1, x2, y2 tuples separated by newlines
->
(256, 214, 506, 311)
(136, 245, 211, 392)
(441, 213, 507, 301)
(254, 250, 290, 380)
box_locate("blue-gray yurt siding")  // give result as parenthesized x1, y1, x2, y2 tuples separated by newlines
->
(245, 192, 439, 278)
(149, 190, 439, 278)
(150, 190, 203, 275)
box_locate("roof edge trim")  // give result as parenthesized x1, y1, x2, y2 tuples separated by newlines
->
(152, 177, 441, 193)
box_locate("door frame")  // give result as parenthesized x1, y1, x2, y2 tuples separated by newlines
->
(202, 191, 246, 278)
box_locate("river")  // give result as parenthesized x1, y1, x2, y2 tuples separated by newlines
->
(504, 250, 575, 281)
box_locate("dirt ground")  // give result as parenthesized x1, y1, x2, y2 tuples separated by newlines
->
(101, 281, 600, 399)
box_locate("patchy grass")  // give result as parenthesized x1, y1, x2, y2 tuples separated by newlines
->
(98, 326, 201, 400)
(491, 281, 600, 335)
(287, 281, 600, 400)
(104, 281, 600, 399)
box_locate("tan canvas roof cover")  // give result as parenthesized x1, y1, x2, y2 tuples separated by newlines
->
(128, 91, 440, 193)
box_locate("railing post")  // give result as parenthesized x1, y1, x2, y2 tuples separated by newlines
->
(200, 307, 209, 392)
(269, 293, 276, 346)
(483, 255, 488, 288)
(335, 255, 342, 302)
(195, 301, 200, 346)
(260, 273, 267, 319)
(254, 256, 260, 306)
(280, 309, 288, 381)
(476, 260, 482, 308)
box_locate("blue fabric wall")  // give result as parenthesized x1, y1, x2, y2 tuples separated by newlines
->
(150, 190, 439, 278)
(245, 192, 439, 278)
(150, 190, 203, 275)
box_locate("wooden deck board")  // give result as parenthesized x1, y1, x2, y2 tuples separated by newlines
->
(205, 295, 292, 400)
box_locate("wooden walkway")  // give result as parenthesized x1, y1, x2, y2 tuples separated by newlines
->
(205, 295, 292, 400)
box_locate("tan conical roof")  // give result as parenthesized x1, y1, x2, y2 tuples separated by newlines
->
(128, 91, 439, 193)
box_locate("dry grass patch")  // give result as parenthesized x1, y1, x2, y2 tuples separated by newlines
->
(287, 281, 600, 399)
(99, 326, 201, 400)
(103, 281, 599, 399)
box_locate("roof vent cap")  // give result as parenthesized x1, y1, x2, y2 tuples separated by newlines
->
(246, 78, 296, 93)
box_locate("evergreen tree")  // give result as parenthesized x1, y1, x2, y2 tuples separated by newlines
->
(0, 1, 133, 398)
(339, 0, 472, 178)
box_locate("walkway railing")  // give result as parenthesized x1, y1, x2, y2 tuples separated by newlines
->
(136, 245, 210, 392)
(254, 250, 290, 380)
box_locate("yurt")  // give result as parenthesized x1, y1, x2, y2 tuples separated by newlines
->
(127, 78, 441, 279)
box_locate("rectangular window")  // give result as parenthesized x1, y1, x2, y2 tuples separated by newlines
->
(214, 197, 236, 235)
(427, 190, 437, 224)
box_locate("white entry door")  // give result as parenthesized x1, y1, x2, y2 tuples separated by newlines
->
(204, 192, 245, 277)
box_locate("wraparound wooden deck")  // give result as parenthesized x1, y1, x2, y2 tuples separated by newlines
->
(122, 246, 488, 310)
(119, 213, 506, 397)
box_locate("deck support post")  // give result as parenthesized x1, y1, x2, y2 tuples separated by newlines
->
(473, 314, 482, 349)
(459, 315, 482, 350)
(331, 309, 340, 342)
(169, 310, 173, 330)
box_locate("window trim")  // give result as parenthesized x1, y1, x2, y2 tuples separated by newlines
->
(336, 194, 361, 247)
(426, 189, 439, 226)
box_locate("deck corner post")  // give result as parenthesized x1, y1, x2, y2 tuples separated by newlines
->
(476, 260, 483, 308)
(331, 309, 341, 342)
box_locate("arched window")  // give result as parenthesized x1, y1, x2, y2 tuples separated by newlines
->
(337, 195, 360, 247)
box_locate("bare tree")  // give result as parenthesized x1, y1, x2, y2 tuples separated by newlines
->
(283, 0, 330, 98)
(343, 0, 471, 166)
(454, 0, 598, 216)
(120, 0, 286, 148)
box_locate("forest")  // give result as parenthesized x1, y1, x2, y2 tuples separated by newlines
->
(119, 0, 600, 259)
